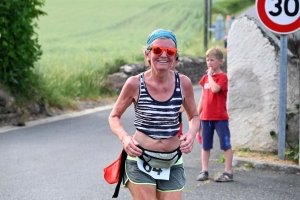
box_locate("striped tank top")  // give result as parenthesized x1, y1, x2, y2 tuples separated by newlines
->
(134, 72, 183, 139)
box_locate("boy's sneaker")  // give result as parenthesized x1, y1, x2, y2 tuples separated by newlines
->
(196, 170, 209, 181)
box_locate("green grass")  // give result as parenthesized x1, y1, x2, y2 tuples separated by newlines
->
(244, 163, 254, 168)
(34, 0, 251, 107)
(218, 154, 225, 163)
(37, 0, 206, 59)
(213, 0, 255, 16)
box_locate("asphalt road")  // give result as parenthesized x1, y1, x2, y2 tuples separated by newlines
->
(1, 85, 300, 200)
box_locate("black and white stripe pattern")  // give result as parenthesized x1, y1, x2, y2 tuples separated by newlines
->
(134, 72, 183, 139)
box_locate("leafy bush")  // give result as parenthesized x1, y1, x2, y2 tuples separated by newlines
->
(0, 0, 46, 98)
(285, 145, 299, 163)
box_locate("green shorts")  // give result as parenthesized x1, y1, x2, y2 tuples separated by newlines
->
(123, 156, 186, 192)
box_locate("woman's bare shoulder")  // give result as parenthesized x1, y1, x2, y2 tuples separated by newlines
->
(121, 74, 139, 89)
(178, 74, 193, 88)
(118, 74, 140, 97)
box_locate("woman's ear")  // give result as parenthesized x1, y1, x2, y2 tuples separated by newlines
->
(145, 51, 151, 64)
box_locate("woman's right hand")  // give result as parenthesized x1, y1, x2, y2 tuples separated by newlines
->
(122, 135, 142, 157)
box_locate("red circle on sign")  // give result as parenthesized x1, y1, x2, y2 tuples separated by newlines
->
(256, 0, 300, 34)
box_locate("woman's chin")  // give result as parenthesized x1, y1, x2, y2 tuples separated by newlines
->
(154, 64, 171, 70)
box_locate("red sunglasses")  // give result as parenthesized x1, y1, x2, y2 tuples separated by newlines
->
(150, 46, 177, 57)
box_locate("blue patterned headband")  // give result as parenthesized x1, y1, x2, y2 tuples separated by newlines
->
(146, 29, 177, 47)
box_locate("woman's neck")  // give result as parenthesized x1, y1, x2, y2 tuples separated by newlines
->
(149, 70, 171, 83)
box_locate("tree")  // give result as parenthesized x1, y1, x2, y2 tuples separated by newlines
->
(0, 0, 46, 97)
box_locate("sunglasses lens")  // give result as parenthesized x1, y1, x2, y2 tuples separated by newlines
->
(167, 49, 176, 56)
(152, 46, 163, 55)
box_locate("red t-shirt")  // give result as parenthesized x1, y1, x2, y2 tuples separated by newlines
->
(199, 73, 229, 120)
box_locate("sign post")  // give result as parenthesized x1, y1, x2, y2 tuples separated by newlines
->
(278, 34, 287, 160)
(256, 0, 300, 161)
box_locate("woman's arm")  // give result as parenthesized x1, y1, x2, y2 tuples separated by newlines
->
(108, 76, 142, 157)
(179, 75, 200, 154)
(197, 88, 204, 116)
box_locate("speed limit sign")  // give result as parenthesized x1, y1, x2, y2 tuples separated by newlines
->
(256, 0, 300, 34)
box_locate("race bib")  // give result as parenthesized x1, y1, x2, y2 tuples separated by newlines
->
(137, 157, 170, 180)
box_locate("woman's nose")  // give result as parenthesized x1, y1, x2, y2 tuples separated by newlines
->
(161, 50, 168, 56)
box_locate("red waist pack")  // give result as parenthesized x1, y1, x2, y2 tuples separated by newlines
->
(104, 150, 122, 184)
(103, 149, 127, 198)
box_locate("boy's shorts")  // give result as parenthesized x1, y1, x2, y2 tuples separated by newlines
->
(201, 120, 231, 151)
(123, 156, 185, 192)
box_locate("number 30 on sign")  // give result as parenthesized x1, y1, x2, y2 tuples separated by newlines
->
(256, 0, 300, 34)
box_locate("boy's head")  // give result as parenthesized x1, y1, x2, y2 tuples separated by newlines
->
(205, 46, 223, 72)
(206, 46, 223, 60)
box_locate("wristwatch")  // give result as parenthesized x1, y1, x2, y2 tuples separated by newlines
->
(207, 72, 213, 76)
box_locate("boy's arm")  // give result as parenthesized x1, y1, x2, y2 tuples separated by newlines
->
(207, 75, 221, 93)
(206, 68, 221, 93)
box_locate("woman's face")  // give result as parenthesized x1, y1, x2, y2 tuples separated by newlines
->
(146, 38, 176, 71)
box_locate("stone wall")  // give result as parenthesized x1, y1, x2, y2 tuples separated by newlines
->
(227, 15, 300, 152)
(0, 88, 52, 127)
(107, 56, 227, 93)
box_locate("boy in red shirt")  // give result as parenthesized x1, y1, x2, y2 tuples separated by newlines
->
(196, 46, 233, 182)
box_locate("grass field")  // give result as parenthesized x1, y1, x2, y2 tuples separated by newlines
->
(37, 0, 208, 60)
(35, 0, 223, 106)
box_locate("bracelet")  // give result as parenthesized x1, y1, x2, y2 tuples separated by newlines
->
(207, 72, 213, 76)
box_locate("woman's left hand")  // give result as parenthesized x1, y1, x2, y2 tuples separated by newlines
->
(179, 134, 194, 154)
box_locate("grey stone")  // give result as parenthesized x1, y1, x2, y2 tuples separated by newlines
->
(0, 107, 8, 114)
(0, 94, 6, 107)
(27, 103, 40, 115)
(12, 118, 25, 126)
